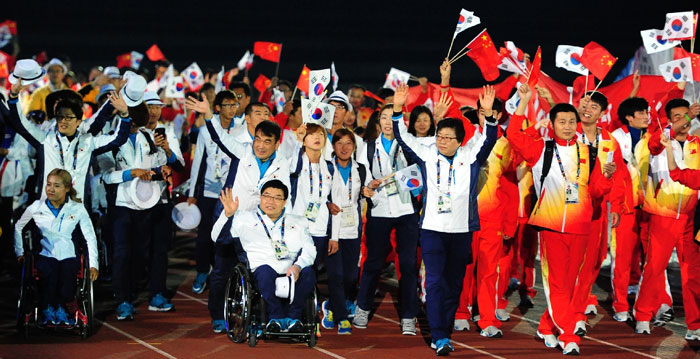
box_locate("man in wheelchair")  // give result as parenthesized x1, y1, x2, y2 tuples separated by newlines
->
(218, 179, 316, 333)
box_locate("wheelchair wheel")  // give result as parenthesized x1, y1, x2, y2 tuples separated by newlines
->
(79, 257, 94, 339)
(16, 255, 34, 339)
(305, 291, 318, 348)
(248, 327, 257, 347)
(224, 263, 252, 343)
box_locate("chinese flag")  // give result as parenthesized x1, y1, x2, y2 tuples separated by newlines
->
(253, 74, 272, 94)
(296, 65, 311, 94)
(674, 47, 700, 82)
(116, 53, 132, 69)
(0, 20, 17, 35)
(0, 51, 8, 78)
(466, 30, 502, 81)
(527, 47, 542, 88)
(146, 44, 166, 62)
(253, 41, 282, 63)
(580, 41, 616, 80)
(34, 51, 47, 65)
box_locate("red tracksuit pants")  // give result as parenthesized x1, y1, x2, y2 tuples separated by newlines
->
(610, 209, 644, 313)
(498, 217, 538, 309)
(634, 214, 700, 329)
(538, 230, 588, 345)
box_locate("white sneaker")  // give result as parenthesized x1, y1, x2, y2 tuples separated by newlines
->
(574, 320, 587, 337)
(454, 319, 470, 331)
(480, 325, 503, 338)
(400, 317, 417, 335)
(613, 311, 629, 322)
(472, 314, 481, 322)
(495, 309, 510, 322)
(561, 342, 580, 355)
(627, 284, 640, 295)
(352, 307, 370, 329)
(685, 329, 700, 341)
(635, 321, 651, 334)
(584, 304, 597, 316)
(536, 331, 558, 348)
(654, 303, 674, 327)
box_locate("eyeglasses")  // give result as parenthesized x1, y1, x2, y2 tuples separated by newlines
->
(261, 193, 285, 202)
(436, 135, 457, 142)
(234, 93, 243, 99)
(331, 104, 347, 111)
(220, 103, 240, 109)
(56, 115, 78, 122)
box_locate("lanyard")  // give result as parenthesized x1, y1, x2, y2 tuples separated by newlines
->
(336, 159, 353, 201)
(436, 155, 453, 196)
(581, 128, 599, 148)
(375, 146, 399, 177)
(55, 133, 79, 171)
(309, 162, 323, 198)
(256, 211, 285, 243)
(553, 141, 580, 183)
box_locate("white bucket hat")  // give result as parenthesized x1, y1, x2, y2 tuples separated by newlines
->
(120, 74, 147, 106)
(103, 66, 120, 79)
(143, 91, 164, 106)
(171, 202, 201, 230)
(44, 58, 67, 74)
(8, 59, 46, 85)
(324, 90, 353, 112)
(130, 177, 161, 209)
(275, 276, 296, 302)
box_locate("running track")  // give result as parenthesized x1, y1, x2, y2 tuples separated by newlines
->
(0, 233, 698, 359)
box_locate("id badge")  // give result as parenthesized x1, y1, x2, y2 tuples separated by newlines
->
(340, 205, 355, 227)
(305, 202, 321, 222)
(272, 240, 290, 260)
(565, 182, 579, 204)
(385, 180, 399, 196)
(437, 194, 452, 214)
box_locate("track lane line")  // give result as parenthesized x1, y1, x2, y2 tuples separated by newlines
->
(99, 320, 179, 359)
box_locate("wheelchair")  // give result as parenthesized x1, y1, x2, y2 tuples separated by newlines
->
(16, 225, 95, 339)
(223, 262, 318, 347)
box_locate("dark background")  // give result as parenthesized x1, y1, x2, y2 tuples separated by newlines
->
(3, 1, 698, 91)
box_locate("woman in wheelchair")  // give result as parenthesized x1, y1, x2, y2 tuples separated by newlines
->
(219, 180, 316, 333)
(14, 168, 99, 326)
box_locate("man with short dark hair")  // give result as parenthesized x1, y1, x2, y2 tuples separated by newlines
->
(229, 81, 252, 124)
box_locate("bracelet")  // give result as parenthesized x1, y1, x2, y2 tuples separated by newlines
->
(120, 111, 129, 118)
(9, 91, 19, 98)
(440, 84, 450, 89)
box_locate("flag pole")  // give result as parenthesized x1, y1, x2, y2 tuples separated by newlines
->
(448, 50, 470, 65)
(449, 28, 486, 63)
(275, 46, 282, 78)
(290, 86, 298, 102)
(590, 57, 618, 96)
(447, 35, 456, 59)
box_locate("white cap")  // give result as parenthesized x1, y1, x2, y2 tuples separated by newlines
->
(325, 90, 353, 112)
(120, 74, 148, 106)
(171, 202, 201, 230)
(103, 66, 120, 79)
(44, 58, 67, 73)
(275, 276, 296, 302)
(130, 177, 161, 209)
(143, 91, 164, 106)
(8, 59, 46, 85)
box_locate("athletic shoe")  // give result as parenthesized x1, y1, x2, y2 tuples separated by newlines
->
(508, 277, 520, 291)
(321, 300, 334, 329)
(653, 304, 674, 327)
(495, 309, 511, 322)
(401, 317, 417, 335)
(192, 272, 208, 294)
(613, 311, 629, 322)
(561, 342, 580, 355)
(338, 319, 352, 335)
(54, 306, 75, 326)
(287, 319, 303, 333)
(685, 329, 700, 341)
(454, 319, 470, 331)
(480, 325, 503, 338)
(266, 319, 282, 333)
(431, 338, 454, 356)
(212, 319, 226, 333)
(635, 321, 651, 334)
(116, 301, 135, 321)
(352, 307, 370, 329)
(41, 306, 55, 326)
(584, 304, 597, 316)
(574, 320, 587, 337)
(519, 294, 535, 308)
(149, 293, 174, 312)
(536, 331, 558, 348)
(345, 300, 356, 319)
(627, 284, 640, 295)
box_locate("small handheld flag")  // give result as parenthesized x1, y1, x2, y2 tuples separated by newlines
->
(383, 68, 411, 90)
(165, 76, 185, 99)
(658, 57, 693, 82)
(641, 29, 680, 54)
(183, 62, 205, 91)
(555, 45, 589, 75)
(309, 68, 331, 102)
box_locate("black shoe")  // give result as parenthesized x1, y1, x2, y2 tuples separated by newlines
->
(287, 319, 304, 333)
(266, 319, 282, 333)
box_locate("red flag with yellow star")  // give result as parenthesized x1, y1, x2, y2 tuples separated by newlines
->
(674, 47, 700, 82)
(466, 29, 502, 81)
(253, 74, 272, 94)
(116, 53, 132, 69)
(253, 41, 282, 63)
(527, 47, 542, 88)
(296, 65, 311, 94)
(580, 41, 616, 80)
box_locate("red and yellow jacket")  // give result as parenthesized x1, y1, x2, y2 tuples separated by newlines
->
(477, 131, 518, 237)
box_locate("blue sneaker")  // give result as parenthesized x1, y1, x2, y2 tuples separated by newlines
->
(116, 301, 135, 320)
(345, 300, 356, 319)
(212, 319, 226, 334)
(266, 319, 282, 333)
(287, 319, 304, 333)
(149, 293, 174, 312)
(338, 319, 352, 335)
(321, 300, 334, 329)
(431, 338, 454, 356)
(192, 272, 208, 294)
(54, 306, 75, 326)
(41, 306, 55, 326)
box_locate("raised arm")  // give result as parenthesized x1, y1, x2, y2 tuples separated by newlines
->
(392, 84, 429, 163)
(80, 100, 116, 136)
(5, 82, 46, 147)
(505, 84, 546, 165)
(475, 85, 499, 166)
(92, 92, 131, 155)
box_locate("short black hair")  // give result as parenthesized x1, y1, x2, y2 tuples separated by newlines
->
(349, 84, 366, 92)
(128, 102, 149, 127)
(408, 105, 436, 137)
(255, 120, 281, 142)
(55, 100, 83, 121)
(464, 109, 479, 125)
(436, 118, 466, 143)
(550, 103, 581, 123)
(584, 91, 609, 110)
(665, 98, 690, 118)
(200, 83, 215, 94)
(290, 99, 302, 117)
(617, 97, 648, 126)
(377, 88, 395, 100)
(476, 98, 503, 113)
(228, 81, 251, 97)
(261, 179, 289, 200)
(213, 90, 238, 108)
(278, 79, 292, 90)
(246, 102, 270, 116)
